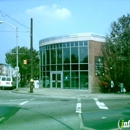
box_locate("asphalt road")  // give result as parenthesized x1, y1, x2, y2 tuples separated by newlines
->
(81, 98, 130, 130)
(0, 90, 130, 130)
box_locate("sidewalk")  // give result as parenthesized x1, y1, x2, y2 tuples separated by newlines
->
(12, 87, 130, 99)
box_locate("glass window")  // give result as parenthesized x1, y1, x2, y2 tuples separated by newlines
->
(46, 50, 50, 64)
(48, 45, 50, 49)
(71, 42, 74, 47)
(56, 44, 59, 49)
(63, 43, 66, 47)
(71, 64, 78, 70)
(80, 47, 88, 63)
(42, 46, 45, 51)
(84, 41, 88, 46)
(71, 71, 79, 89)
(80, 71, 88, 89)
(51, 45, 53, 49)
(43, 52, 46, 65)
(41, 72, 45, 77)
(57, 49, 62, 64)
(75, 42, 78, 46)
(46, 65, 50, 71)
(40, 66, 43, 71)
(67, 42, 70, 47)
(71, 47, 78, 63)
(7, 78, 11, 81)
(51, 65, 56, 71)
(50, 45, 53, 49)
(46, 72, 50, 88)
(41, 46, 46, 65)
(79, 41, 83, 46)
(59, 43, 62, 48)
(63, 48, 70, 63)
(80, 64, 88, 70)
(51, 49, 56, 64)
(57, 74, 61, 80)
(52, 74, 56, 80)
(63, 72, 70, 89)
(42, 72, 45, 77)
(43, 66, 45, 71)
(64, 65, 70, 70)
(57, 65, 62, 70)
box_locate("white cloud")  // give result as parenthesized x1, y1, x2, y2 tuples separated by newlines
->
(26, 4, 72, 20)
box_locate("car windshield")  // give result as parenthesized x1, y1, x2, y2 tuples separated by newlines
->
(7, 78, 11, 81)
(2, 77, 6, 81)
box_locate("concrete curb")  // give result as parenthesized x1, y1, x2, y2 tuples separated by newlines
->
(12, 88, 130, 99)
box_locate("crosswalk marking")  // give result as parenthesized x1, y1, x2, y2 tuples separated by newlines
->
(76, 103, 82, 113)
(94, 98, 108, 109)
(19, 101, 29, 106)
(76, 98, 82, 113)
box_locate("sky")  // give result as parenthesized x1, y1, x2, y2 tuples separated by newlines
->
(0, 0, 130, 64)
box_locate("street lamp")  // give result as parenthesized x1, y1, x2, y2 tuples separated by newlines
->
(0, 21, 19, 90)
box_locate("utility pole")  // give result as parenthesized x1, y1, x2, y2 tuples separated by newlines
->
(30, 18, 33, 93)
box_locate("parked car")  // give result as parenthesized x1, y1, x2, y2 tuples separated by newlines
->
(0, 76, 13, 89)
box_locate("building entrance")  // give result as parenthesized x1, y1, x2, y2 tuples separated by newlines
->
(50, 71, 63, 88)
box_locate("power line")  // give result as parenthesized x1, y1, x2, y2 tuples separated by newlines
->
(0, 10, 30, 30)
(0, 30, 30, 33)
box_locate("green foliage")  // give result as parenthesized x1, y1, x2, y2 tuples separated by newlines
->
(101, 14, 130, 92)
(5, 46, 39, 87)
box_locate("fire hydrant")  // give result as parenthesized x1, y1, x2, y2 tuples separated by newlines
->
(30, 79, 34, 93)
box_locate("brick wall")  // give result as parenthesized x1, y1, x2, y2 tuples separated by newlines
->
(89, 40, 104, 93)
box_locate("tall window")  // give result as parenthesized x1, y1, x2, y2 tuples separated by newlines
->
(71, 47, 78, 63)
(57, 49, 62, 64)
(51, 49, 56, 64)
(80, 47, 88, 63)
(46, 50, 50, 65)
(63, 48, 70, 63)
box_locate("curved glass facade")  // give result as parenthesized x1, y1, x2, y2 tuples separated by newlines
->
(40, 41, 89, 90)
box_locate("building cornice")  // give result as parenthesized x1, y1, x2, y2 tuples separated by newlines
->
(39, 33, 106, 47)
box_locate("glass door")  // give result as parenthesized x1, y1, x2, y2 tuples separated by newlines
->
(51, 71, 63, 88)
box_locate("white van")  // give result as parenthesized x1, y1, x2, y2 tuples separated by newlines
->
(0, 76, 13, 89)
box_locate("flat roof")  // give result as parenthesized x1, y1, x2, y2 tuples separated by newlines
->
(39, 33, 106, 47)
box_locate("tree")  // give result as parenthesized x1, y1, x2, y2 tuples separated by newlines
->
(5, 46, 39, 87)
(102, 14, 130, 92)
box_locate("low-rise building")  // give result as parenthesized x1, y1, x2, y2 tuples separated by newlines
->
(0, 63, 14, 76)
(39, 33, 105, 92)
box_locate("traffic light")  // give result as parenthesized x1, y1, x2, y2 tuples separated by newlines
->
(23, 60, 27, 64)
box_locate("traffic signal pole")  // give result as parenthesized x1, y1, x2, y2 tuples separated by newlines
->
(30, 18, 34, 93)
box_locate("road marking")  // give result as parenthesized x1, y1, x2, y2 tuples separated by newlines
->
(94, 98, 108, 110)
(10, 99, 28, 101)
(76, 103, 82, 113)
(0, 117, 5, 122)
(76, 98, 82, 113)
(76, 98, 97, 130)
(19, 101, 29, 106)
(102, 117, 107, 119)
(30, 98, 34, 101)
